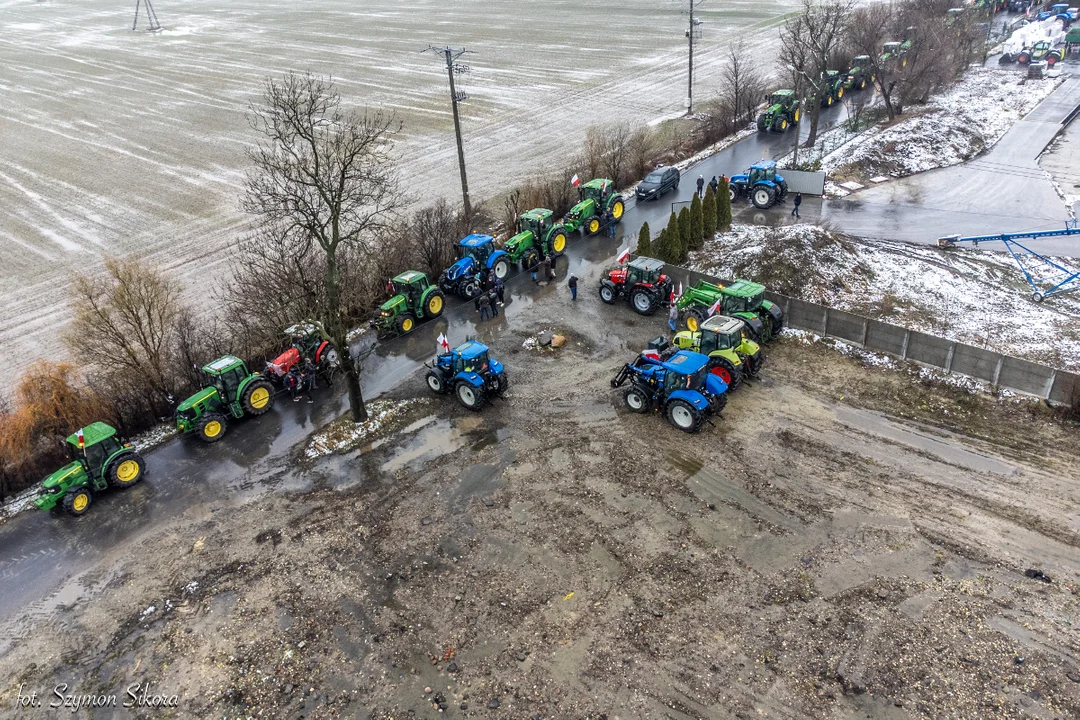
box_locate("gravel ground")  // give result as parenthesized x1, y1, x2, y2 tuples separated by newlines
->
(1, 287, 1079, 719)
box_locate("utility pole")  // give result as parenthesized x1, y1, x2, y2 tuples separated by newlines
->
(132, 0, 161, 31)
(425, 46, 473, 218)
(684, 0, 704, 114)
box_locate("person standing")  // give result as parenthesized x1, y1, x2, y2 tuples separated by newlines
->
(792, 192, 802, 219)
(531, 255, 540, 282)
(286, 366, 301, 402)
(542, 255, 553, 283)
(478, 291, 491, 321)
(488, 287, 499, 317)
(495, 276, 505, 306)
(568, 273, 578, 301)
(696, 175, 705, 197)
(709, 175, 719, 195)
(668, 303, 679, 333)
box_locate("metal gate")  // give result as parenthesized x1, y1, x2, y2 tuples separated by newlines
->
(779, 169, 826, 196)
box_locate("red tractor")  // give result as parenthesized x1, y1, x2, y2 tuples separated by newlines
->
(263, 324, 339, 384)
(598, 256, 674, 316)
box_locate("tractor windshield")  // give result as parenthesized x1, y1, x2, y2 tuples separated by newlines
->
(391, 280, 412, 297)
(82, 441, 112, 477)
(664, 367, 706, 393)
(702, 330, 735, 354)
(748, 291, 764, 309)
(456, 351, 490, 374)
(769, 93, 784, 106)
(724, 295, 748, 313)
(463, 243, 492, 265)
(748, 168, 763, 184)
(213, 368, 244, 404)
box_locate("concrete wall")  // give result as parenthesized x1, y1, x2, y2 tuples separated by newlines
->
(663, 267, 1078, 405)
(779, 169, 827, 196)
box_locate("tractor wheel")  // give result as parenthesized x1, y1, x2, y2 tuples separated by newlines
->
(197, 413, 227, 443)
(586, 217, 602, 235)
(630, 289, 658, 316)
(322, 345, 340, 367)
(751, 187, 774, 209)
(710, 391, 728, 414)
(729, 184, 738, 201)
(424, 290, 445, 319)
(685, 309, 706, 331)
(397, 312, 416, 335)
(757, 117, 768, 132)
(708, 358, 742, 391)
(461, 280, 481, 300)
(521, 248, 540, 272)
(599, 284, 617, 304)
(793, 108, 801, 124)
(775, 118, 788, 133)
(825, 95, 834, 107)
(107, 453, 145, 489)
(608, 198, 625, 222)
(241, 379, 274, 416)
(777, 180, 789, 201)
(63, 489, 92, 517)
(901, 56, 907, 68)
(859, 78, 866, 89)
(425, 370, 447, 395)
(870, 74, 876, 83)
(550, 229, 568, 256)
(455, 381, 486, 411)
(741, 322, 762, 344)
(836, 86, 844, 99)
(666, 399, 703, 433)
(492, 258, 510, 280)
(624, 384, 651, 413)
(495, 372, 509, 396)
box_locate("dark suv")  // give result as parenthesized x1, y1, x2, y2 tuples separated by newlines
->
(636, 166, 680, 201)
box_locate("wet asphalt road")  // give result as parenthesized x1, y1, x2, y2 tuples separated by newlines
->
(1, 67, 1076, 636)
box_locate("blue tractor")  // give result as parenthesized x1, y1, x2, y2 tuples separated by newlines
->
(438, 234, 512, 300)
(610, 345, 729, 433)
(424, 339, 508, 410)
(728, 161, 788, 209)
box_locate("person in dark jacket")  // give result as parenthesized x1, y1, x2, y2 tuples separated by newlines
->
(478, 292, 491, 321)
(488, 288, 499, 317)
(495, 276, 505, 305)
(696, 175, 705, 197)
(286, 367, 301, 401)
(709, 175, 719, 194)
(568, 273, 579, 301)
(542, 256, 553, 283)
(791, 192, 802, 219)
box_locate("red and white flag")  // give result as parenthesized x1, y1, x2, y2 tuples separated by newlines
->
(571, 174, 581, 187)
(708, 298, 723, 317)
(616, 247, 630, 264)
(76, 428, 85, 449)
(436, 333, 450, 353)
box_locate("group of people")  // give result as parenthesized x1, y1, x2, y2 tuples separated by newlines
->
(696, 174, 727, 198)
(283, 358, 318, 403)
(474, 268, 506, 321)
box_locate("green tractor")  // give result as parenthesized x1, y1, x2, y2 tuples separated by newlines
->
(845, 56, 876, 90)
(176, 356, 275, 443)
(817, 70, 846, 107)
(563, 178, 625, 236)
(503, 208, 570, 269)
(670, 315, 764, 390)
(879, 41, 908, 68)
(32, 422, 146, 516)
(675, 279, 784, 342)
(373, 270, 446, 335)
(757, 89, 801, 133)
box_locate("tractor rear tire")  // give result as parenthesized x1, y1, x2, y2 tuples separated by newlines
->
(729, 184, 738, 201)
(709, 358, 742, 391)
(550, 229, 568, 256)
(495, 372, 509, 396)
(624, 384, 651, 413)
(107, 453, 145, 489)
(424, 290, 445, 318)
(64, 489, 92, 516)
(397, 312, 416, 335)
(461, 280, 481, 300)
(599, 284, 617, 304)
(685, 309, 706, 331)
(777, 181, 789, 201)
(630, 289, 658, 316)
(492, 259, 510, 280)
(522, 248, 540, 272)
(587, 217, 602, 235)
(666, 399, 704, 433)
(242, 379, 275, 416)
(608, 198, 625, 222)
(455, 381, 486, 411)
(197, 413, 227, 443)
(751, 187, 774, 209)
(425, 370, 446, 395)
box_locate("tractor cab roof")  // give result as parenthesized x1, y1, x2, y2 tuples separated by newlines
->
(392, 270, 427, 285)
(65, 422, 117, 449)
(700, 315, 744, 336)
(852, 55, 870, 63)
(521, 208, 553, 222)
(883, 41, 901, 50)
(628, 257, 665, 273)
(203, 355, 245, 375)
(772, 89, 795, 98)
(459, 233, 494, 248)
(661, 350, 709, 376)
(583, 178, 613, 191)
(749, 161, 778, 171)
(284, 323, 318, 337)
(453, 340, 490, 360)
(723, 279, 766, 297)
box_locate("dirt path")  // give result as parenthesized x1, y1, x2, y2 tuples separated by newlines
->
(1, 284, 1078, 718)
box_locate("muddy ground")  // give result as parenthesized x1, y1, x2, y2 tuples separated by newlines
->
(1, 286, 1079, 719)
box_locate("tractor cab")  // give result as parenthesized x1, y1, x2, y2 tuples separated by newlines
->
(62, 423, 123, 482)
(625, 256, 666, 286)
(203, 356, 249, 406)
(284, 323, 323, 358)
(581, 178, 614, 205)
(880, 41, 902, 63)
(721, 280, 765, 314)
(451, 340, 491, 374)
(851, 54, 871, 67)
(747, 162, 778, 186)
(695, 316, 747, 355)
(387, 271, 430, 308)
(459, 234, 495, 266)
(519, 208, 554, 238)
(661, 351, 709, 395)
(768, 89, 795, 109)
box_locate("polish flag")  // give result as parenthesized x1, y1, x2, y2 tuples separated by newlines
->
(76, 428, 85, 449)
(616, 247, 630, 264)
(571, 174, 581, 187)
(708, 298, 723, 316)
(437, 333, 450, 353)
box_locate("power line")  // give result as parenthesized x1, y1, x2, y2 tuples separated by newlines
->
(424, 45, 474, 219)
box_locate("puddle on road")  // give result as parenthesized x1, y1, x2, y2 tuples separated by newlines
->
(835, 406, 1017, 476)
(380, 415, 509, 475)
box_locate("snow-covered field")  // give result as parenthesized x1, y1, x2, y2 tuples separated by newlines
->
(809, 65, 1064, 194)
(0, 0, 807, 382)
(687, 223, 1080, 371)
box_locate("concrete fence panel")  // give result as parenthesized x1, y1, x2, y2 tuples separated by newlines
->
(905, 331, 954, 368)
(998, 356, 1058, 397)
(1049, 371, 1079, 406)
(786, 297, 828, 334)
(780, 169, 827, 196)
(949, 343, 1002, 384)
(865, 321, 909, 357)
(825, 309, 867, 345)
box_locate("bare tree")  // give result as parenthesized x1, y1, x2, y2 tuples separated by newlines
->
(718, 43, 767, 130)
(66, 257, 185, 414)
(781, 0, 854, 146)
(410, 199, 467, 280)
(243, 72, 404, 422)
(846, 4, 900, 119)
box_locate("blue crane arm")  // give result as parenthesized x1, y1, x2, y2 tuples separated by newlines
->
(937, 221, 1080, 247)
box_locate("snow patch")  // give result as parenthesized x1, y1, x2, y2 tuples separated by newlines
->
(305, 399, 426, 459)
